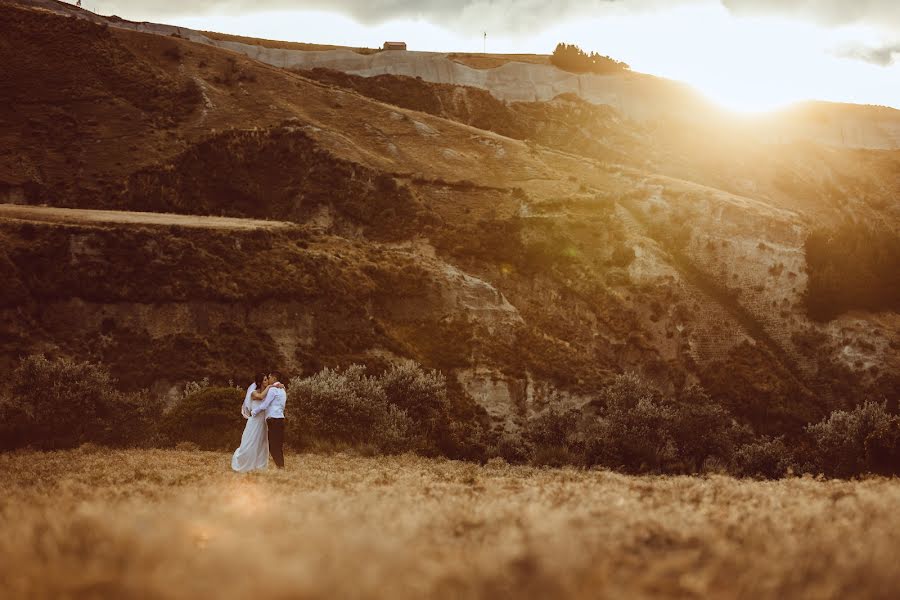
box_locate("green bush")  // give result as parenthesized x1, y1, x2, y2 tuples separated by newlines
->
(669, 385, 736, 472)
(489, 432, 531, 464)
(550, 43, 630, 74)
(805, 401, 900, 477)
(158, 386, 244, 450)
(524, 407, 580, 458)
(731, 436, 795, 479)
(524, 407, 583, 466)
(584, 373, 677, 472)
(378, 360, 450, 449)
(581, 375, 736, 473)
(437, 419, 490, 462)
(288, 365, 413, 451)
(0, 355, 160, 450)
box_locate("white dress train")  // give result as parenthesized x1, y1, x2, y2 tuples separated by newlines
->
(232, 399, 268, 472)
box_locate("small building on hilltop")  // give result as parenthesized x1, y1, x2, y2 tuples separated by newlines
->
(383, 41, 407, 51)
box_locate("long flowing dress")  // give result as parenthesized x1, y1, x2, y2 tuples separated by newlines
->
(232, 396, 268, 473)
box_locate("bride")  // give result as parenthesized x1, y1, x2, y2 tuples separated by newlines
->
(231, 373, 282, 473)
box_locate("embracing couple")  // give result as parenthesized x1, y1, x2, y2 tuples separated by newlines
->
(231, 370, 287, 473)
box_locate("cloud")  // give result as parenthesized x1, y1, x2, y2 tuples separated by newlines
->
(720, 0, 900, 29)
(83, 0, 900, 31)
(88, 0, 696, 32)
(836, 42, 900, 66)
(92, 1, 596, 22)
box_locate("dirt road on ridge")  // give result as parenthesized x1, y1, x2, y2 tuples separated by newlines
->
(0, 204, 295, 230)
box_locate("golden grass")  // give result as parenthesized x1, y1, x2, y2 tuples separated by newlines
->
(1, 449, 898, 599)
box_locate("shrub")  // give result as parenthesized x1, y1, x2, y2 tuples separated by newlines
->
(525, 407, 579, 448)
(0, 355, 159, 450)
(163, 43, 183, 61)
(584, 373, 677, 472)
(490, 432, 531, 464)
(668, 385, 736, 472)
(289, 365, 403, 451)
(550, 43, 630, 74)
(524, 407, 581, 465)
(105, 388, 165, 448)
(731, 436, 795, 479)
(583, 375, 736, 473)
(531, 444, 578, 468)
(180, 377, 210, 401)
(805, 401, 900, 477)
(378, 360, 450, 444)
(438, 419, 490, 462)
(287, 361, 461, 455)
(376, 404, 416, 454)
(158, 386, 244, 450)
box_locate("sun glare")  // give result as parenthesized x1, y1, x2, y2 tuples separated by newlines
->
(527, 4, 898, 113)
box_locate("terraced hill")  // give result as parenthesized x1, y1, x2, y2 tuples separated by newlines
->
(1, 1, 897, 434)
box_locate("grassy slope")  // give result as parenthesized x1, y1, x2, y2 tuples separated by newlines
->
(1, 448, 899, 599)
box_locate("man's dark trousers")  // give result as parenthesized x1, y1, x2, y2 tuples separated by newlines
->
(267, 418, 285, 468)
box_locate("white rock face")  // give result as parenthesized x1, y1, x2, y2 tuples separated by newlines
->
(457, 367, 591, 431)
(209, 45, 708, 122)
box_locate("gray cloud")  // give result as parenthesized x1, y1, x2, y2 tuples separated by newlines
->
(90, 1, 602, 22)
(720, 1, 900, 68)
(82, 0, 900, 30)
(720, 0, 900, 28)
(80, 0, 900, 43)
(837, 42, 900, 66)
(85, 0, 691, 30)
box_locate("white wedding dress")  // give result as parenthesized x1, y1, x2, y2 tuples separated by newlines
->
(231, 386, 268, 472)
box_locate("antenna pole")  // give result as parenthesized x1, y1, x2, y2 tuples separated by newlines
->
(483, 31, 486, 54)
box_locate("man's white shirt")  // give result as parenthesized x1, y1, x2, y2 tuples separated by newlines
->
(251, 384, 286, 419)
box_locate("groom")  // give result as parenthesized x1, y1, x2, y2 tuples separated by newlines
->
(251, 370, 287, 469)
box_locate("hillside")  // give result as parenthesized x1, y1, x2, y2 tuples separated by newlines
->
(1, 1, 898, 436)
(13, 0, 900, 150)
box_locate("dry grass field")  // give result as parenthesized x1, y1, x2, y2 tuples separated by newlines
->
(1, 449, 898, 599)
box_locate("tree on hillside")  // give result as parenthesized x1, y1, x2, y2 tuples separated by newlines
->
(550, 43, 630, 74)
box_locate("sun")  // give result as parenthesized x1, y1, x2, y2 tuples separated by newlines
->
(544, 4, 896, 114)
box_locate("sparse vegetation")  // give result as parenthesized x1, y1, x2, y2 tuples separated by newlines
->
(214, 55, 257, 85)
(299, 68, 638, 164)
(121, 125, 429, 240)
(4, 356, 897, 479)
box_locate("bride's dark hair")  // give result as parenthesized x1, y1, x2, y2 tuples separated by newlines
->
(254, 372, 266, 388)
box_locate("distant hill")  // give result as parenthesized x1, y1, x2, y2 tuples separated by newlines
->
(12, 0, 900, 150)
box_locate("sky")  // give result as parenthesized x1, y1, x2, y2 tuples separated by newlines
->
(71, 0, 900, 112)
